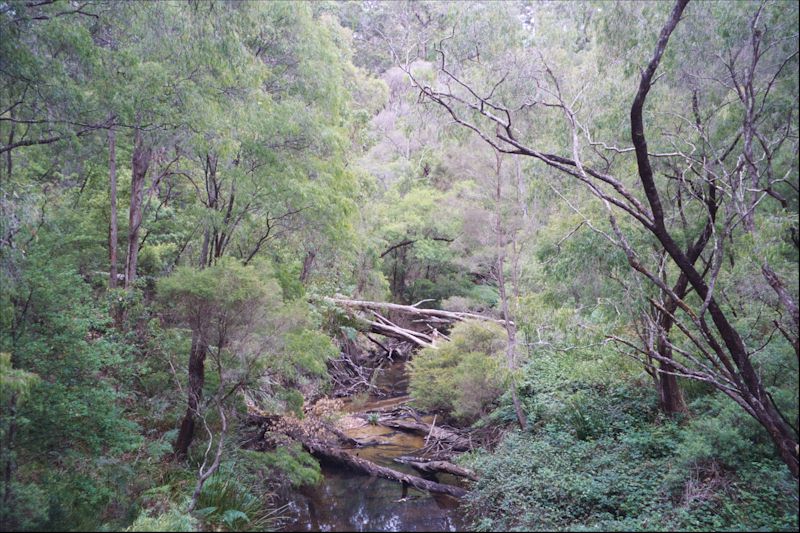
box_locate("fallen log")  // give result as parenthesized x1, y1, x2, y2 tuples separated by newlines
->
(302, 438, 468, 498)
(250, 413, 469, 498)
(378, 417, 472, 451)
(367, 317, 434, 348)
(325, 297, 511, 326)
(394, 456, 478, 480)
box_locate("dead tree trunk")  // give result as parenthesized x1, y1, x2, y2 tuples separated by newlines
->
(300, 249, 316, 284)
(326, 297, 510, 326)
(377, 416, 472, 452)
(249, 413, 469, 497)
(394, 456, 478, 480)
(326, 297, 512, 352)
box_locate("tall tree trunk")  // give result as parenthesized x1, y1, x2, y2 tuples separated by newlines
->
(5, 108, 14, 179)
(108, 122, 118, 290)
(174, 153, 223, 459)
(124, 126, 151, 288)
(653, 275, 694, 417)
(494, 152, 527, 431)
(654, 337, 687, 416)
(174, 331, 208, 459)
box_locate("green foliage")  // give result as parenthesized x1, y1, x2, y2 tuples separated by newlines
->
(128, 508, 198, 532)
(409, 320, 508, 423)
(0, 224, 142, 531)
(0, 352, 39, 399)
(158, 258, 279, 324)
(254, 445, 322, 488)
(464, 387, 799, 532)
(0, 482, 49, 532)
(283, 329, 339, 379)
(194, 473, 278, 531)
(1, 0, 797, 531)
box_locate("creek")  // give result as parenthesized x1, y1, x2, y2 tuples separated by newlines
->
(278, 359, 467, 532)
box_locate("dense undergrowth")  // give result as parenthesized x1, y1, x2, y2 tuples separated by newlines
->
(456, 363, 799, 532)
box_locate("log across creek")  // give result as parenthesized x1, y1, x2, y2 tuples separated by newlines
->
(377, 416, 472, 451)
(251, 413, 473, 498)
(299, 437, 469, 498)
(322, 296, 511, 348)
(394, 456, 479, 481)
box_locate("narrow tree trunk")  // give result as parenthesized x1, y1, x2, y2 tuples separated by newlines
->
(5, 108, 14, 179)
(174, 331, 208, 459)
(108, 122, 118, 290)
(124, 126, 151, 288)
(300, 249, 316, 284)
(654, 285, 689, 417)
(761, 264, 799, 332)
(494, 152, 527, 431)
(199, 228, 211, 269)
(2, 394, 18, 509)
(187, 405, 227, 512)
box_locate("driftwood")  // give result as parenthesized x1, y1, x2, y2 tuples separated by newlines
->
(394, 456, 478, 480)
(367, 310, 435, 348)
(378, 416, 472, 452)
(327, 352, 378, 397)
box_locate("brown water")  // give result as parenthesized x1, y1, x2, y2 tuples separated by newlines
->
(279, 360, 467, 532)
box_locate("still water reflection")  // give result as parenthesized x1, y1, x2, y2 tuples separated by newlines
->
(282, 463, 463, 532)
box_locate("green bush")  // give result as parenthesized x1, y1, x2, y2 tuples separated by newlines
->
(253, 445, 322, 488)
(194, 470, 282, 531)
(128, 508, 198, 532)
(408, 320, 508, 424)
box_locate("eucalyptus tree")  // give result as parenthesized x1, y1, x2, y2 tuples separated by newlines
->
(405, 0, 799, 476)
(153, 1, 370, 457)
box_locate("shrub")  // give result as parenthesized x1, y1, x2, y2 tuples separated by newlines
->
(463, 387, 799, 532)
(128, 508, 198, 532)
(408, 320, 508, 424)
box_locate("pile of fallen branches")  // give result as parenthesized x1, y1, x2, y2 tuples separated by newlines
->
(373, 409, 472, 455)
(325, 297, 509, 349)
(326, 337, 413, 398)
(327, 352, 377, 397)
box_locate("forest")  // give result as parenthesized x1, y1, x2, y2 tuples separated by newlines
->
(0, 1, 798, 531)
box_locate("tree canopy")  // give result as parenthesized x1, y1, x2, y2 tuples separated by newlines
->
(1, 1, 797, 531)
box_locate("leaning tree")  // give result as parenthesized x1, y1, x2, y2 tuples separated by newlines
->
(401, 0, 799, 477)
